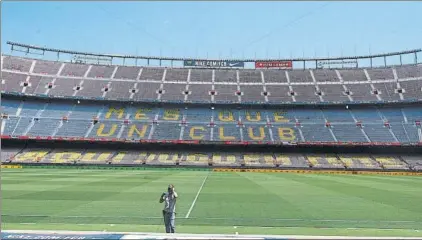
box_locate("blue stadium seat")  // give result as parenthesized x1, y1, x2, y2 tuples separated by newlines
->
(331, 124, 368, 142)
(151, 123, 182, 140)
(1, 99, 21, 115)
(363, 124, 396, 142)
(300, 124, 335, 142)
(292, 109, 325, 123)
(322, 109, 354, 122)
(402, 107, 422, 122)
(183, 125, 211, 141)
(213, 124, 241, 142)
(242, 124, 271, 142)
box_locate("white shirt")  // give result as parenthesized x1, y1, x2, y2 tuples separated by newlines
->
(163, 191, 177, 213)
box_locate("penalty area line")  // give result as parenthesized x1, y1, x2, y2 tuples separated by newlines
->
(185, 172, 209, 219)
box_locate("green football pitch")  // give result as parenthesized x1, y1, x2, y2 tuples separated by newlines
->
(2, 168, 422, 237)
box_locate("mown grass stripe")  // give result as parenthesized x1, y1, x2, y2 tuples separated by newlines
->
(3, 169, 422, 234)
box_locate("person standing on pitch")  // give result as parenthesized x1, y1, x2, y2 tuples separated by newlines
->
(159, 184, 178, 233)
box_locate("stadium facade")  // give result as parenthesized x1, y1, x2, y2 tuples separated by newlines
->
(1, 42, 422, 172)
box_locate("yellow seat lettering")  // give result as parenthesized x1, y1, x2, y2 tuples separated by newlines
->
(248, 127, 265, 140)
(307, 156, 322, 167)
(14, 151, 48, 162)
(134, 109, 151, 120)
(105, 108, 125, 119)
(274, 155, 292, 166)
(246, 111, 261, 122)
(52, 152, 81, 163)
(189, 126, 205, 140)
(163, 109, 180, 121)
(186, 153, 209, 163)
(244, 154, 261, 165)
(274, 111, 289, 122)
(376, 157, 403, 168)
(263, 155, 275, 165)
(212, 154, 237, 165)
(134, 152, 148, 164)
(326, 157, 343, 167)
(218, 110, 235, 122)
(338, 157, 353, 167)
(157, 153, 176, 164)
(128, 125, 148, 138)
(81, 152, 111, 162)
(277, 128, 295, 141)
(358, 157, 375, 167)
(219, 127, 236, 141)
(146, 153, 157, 162)
(96, 124, 118, 137)
(112, 152, 126, 163)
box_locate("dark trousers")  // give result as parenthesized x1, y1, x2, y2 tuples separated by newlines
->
(162, 210, 175, 233)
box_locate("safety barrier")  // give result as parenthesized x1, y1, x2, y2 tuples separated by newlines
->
(1, 165, 22, 169)
(3, 134, 422, 147)
(4, 90, 422, 107)
(2, 230, 421, 240)
(2, 164, 421, 176)
(4, 164, 211, 172)
(212, 168, 422, 176)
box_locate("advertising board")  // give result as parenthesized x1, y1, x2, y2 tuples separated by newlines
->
(317, 60, 358, 69)
(184, 60, 244, 68)
(255, 61, 293, 69)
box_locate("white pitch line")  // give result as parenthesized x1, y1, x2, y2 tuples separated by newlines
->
(185, 173, 209, 218)
(5, 214, 422, 224)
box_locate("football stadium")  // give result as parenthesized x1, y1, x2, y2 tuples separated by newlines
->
(1, 2, 422, 240)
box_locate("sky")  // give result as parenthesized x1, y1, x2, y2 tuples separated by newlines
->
(1, 1, 422, 68)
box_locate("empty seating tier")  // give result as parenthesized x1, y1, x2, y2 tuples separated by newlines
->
(2, 147, 415, 171)
(1, 98, 421, 144)
(2, 56, 421, 105)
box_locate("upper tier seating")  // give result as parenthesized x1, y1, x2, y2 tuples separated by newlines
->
(2, 55, 421, 105)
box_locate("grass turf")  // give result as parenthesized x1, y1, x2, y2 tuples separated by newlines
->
(2, 168, 422, 237)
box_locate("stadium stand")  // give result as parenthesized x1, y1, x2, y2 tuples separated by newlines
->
(32, 59, 62, 75)
(114, 66, 140, 80)
(2, 146, 419, 171)
(366, 68, 394, 80)
(1, 147, 23, 162)
(2, 56, 422, 104)
(60, 63, 89, 77)
(372, 155, 409, 170)
(179, 152, 210, 166)
(337, 154, 381, 169)
(1, 50, 421, 173)
(1, 98, 421, 144)
(401, 155, 422, 170)
(306, 154, 345, 169)
(338, 69, 368, 81)
(274, 154, 309, 168)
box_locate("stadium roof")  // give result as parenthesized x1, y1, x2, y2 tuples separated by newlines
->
(7, 41, 422, 63)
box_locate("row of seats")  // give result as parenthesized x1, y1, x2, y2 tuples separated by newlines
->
(3, 72, 422, 103)
(2, 99, 421, 143)
(2, 116, 421, 143)
(2, 99, 422, 123)
(4, 55, 421, 81)
(2, 56, 422, 104)
(2, 147, 417, 170)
